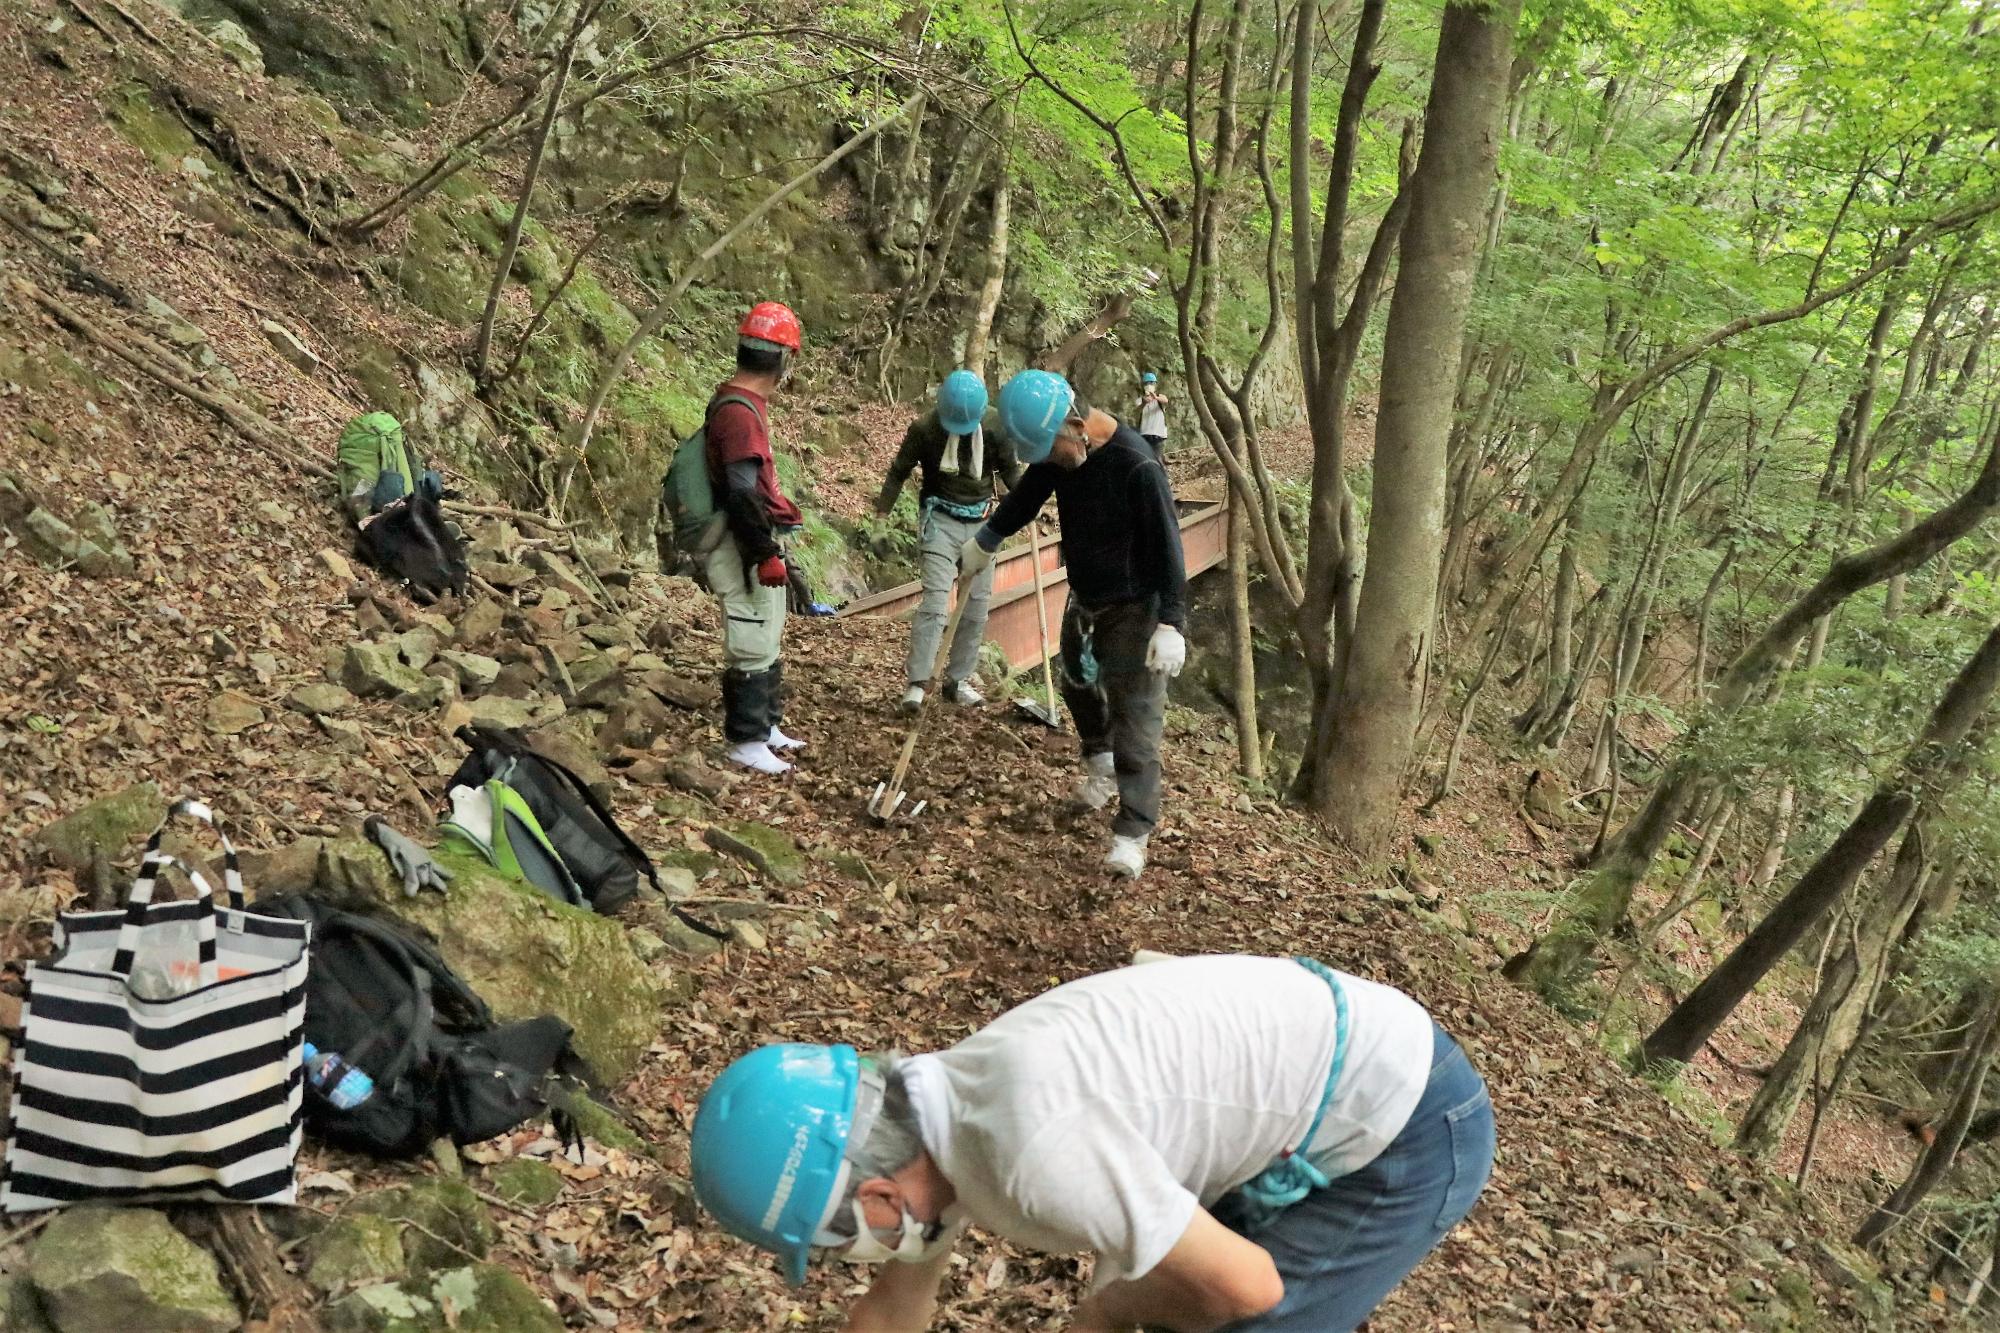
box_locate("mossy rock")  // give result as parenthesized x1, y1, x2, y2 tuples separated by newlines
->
(411, 846, 668, 1080)
(27, 1206, 240, 1333)
(352, 1178, 497, 1277)
(271, 837, 669, 1081)
(1, 1277, 56, 1333)
(103, 84, 203, 169)
(325, 1266, 559, 1333)
(708, 821, 806, 887)
(485, 1158, 563, 1208)
(304, 1214, 407, 1293)
(186, 0, 473, 124)
(32, 782, 163, 871)
(393, 206, 485, 325)
(549, 1085, 649, 1157)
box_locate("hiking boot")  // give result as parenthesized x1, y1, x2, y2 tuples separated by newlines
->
(945, 679, 984, 707)
(898, 685, 925, 714)
(768, 725, 806, 752)
(1073, 752, 1118, 811)
(726, 740, 792, 776)
(1105, 833, 1149, 879)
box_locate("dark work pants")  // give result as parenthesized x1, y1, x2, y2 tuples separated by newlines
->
(1059, 599, 1166, 839)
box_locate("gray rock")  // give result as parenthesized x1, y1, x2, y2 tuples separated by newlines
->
(259, 320, 316, 371)
(341, 641, 428, 700)
(436, 650, 501, 691)
(462, 696, 539, 730)
(454, 598, 504, 645)
(728, 919, 768, 951)
(255, 500, 292, 527)
(27, 1206, 240, 1333)
(200, 18, 265, 76)
(204, 689, 266, 735)
(394, 627, 440, 671)
(289, 683, 357, 717)
(526, 549, 600, 605)
(471, 560, 534, 591)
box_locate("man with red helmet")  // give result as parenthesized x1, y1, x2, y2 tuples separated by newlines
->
(703, 301, 808, 775)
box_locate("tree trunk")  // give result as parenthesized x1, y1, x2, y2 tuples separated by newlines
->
(1855, 984, 2000, 1251)
(1317, 0, 1521, 859)
(1644, 623, 2000, 1066)
(962, 99, 1014, 379)
(1507, 422, 2000, 998)
(1735, 824, 1937, 1156)
(471, 1, 587, 386)
(1228, 497, 1263, 784)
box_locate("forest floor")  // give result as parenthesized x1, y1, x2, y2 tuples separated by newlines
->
(0, 8, 1958, 1327)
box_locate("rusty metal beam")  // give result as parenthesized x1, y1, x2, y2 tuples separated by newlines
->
(843, 499, 1231, 673)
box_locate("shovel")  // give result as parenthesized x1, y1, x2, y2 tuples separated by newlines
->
(868, 571, 977, 823)
(1011, 518, 1063, 730)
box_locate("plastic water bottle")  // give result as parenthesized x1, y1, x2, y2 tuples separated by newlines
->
(302, 1042, 375, 1110)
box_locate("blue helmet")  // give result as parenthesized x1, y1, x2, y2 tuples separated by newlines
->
(997, 369, 1076, 465)
(1142, 372, 1157, 384)
(691, 1043, 860, 1285)
(937, 369, 988, 436)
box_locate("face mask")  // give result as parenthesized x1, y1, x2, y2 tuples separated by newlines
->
(835, 1200, 965, 1265)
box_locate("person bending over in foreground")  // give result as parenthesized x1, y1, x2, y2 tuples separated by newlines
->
(690, 952, 1495, 1332)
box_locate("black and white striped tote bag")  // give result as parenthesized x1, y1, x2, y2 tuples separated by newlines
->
(2, 798, 310, 1211)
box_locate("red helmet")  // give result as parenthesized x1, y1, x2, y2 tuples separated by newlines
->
(739, 301, 802, 352)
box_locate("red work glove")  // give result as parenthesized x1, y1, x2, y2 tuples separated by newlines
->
(756, 555, 788, 587)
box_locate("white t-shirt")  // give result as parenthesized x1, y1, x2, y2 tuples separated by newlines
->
(899, 955, 1433, 1284)
(1137, 394, 1169, 437)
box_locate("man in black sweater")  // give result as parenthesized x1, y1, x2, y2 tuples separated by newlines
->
(961, 370, 1187, 879)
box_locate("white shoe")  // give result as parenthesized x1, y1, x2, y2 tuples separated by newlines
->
(946, 679, 984, 706)
(1073, 752, 1118, 810)
(726, 740, 792, 775)
(768, 725, 806, 752)
(898, 685, 925, 714)
(1105, 834, 1149, 878)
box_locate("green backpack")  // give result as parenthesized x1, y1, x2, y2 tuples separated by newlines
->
(337, 412, 419, 519)
(658, 393, 761, 564)
(440, 777, 584, 909)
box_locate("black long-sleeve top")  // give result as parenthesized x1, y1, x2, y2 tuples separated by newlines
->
(983, 420, 1188, 628)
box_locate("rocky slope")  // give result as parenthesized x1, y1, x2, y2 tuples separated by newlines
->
(0, 0, 1948, 1329)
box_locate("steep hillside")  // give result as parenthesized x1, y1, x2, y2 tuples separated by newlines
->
(0, 1, 1966, 1330)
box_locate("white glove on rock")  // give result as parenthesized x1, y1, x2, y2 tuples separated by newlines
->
(1145, 624, 1186, 677)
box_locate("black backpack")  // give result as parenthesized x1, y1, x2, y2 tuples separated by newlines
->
(258, 894, 588, 1159)
(356, 490, 468, 602)
(446, 725, 657, 916)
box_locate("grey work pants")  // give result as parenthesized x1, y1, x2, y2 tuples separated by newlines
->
(905, 507, 996, 686)
(704, 534, 787, 673)
(1060, 599, 1167, 839)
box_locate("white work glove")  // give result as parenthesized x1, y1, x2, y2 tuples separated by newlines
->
(958, 535, 995, 578)
(1146, 624, 1186, 677)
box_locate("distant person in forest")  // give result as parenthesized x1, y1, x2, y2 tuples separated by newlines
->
(1136, 371, 1169, 462)
(705, 301, 808, 776)
(875, 370, 1022, 713)
(688, 951, 1494, 1333)
(961, 370, 1185, 879)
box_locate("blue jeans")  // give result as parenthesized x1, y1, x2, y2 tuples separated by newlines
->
(1213, 1022, 1495, 1332)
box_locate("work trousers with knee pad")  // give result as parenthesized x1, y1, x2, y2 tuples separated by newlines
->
(1059, 598, 1167, 839)
(705, 535, 788, 743)
(907, 507, 995, 687)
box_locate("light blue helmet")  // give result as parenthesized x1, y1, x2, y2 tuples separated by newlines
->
(937, 370, 988, 436)
(1142, 372, 1157, 384)
(997, 369, 1076, 465)
(691, 1043, 861, 1285)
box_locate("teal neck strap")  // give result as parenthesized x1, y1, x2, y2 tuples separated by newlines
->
(1229, 957, 1349, 1234)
